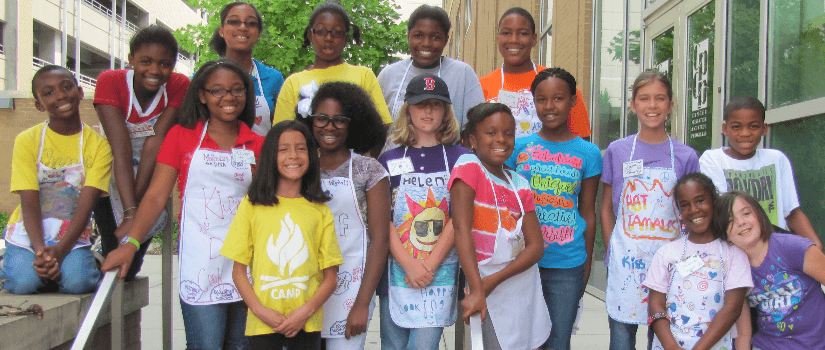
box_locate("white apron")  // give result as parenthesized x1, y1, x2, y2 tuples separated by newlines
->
(496, 62, 539, 139)
(108, 70, 168, 240)
(606, 136, 681, 324)
(477, 168, 550, 350)
(389, 58, 443, 120)
(652, 238, 733, 350)
(178, 122, 252, 305)
(387, 146, 458, 328)
(6, 123, 92, 251)
(250, 64, 272, 136)
(321, 151, 372, 339)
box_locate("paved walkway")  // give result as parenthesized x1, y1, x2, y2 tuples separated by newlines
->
(139, 255, 649, 349)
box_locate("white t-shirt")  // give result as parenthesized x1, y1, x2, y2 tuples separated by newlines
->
(699, 148, 799, 229)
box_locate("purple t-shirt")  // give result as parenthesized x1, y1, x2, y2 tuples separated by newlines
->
(749, 233, 825, 350)
(601, 135, 699, 215)
(375, 143, 472, 295)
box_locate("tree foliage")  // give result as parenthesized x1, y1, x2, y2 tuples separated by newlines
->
(174, 0, 408, 77)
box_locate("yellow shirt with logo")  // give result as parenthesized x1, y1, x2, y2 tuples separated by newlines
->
(221, 196, 343, 336)
(7, 122, 112, 226)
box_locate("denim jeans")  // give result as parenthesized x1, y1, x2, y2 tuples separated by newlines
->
(539, 263, 585, 350)
(378, 294, 443, 350)
(179, 299, 249, 350)
(608, 317, 654, 350)
(1, 243, 101, 294)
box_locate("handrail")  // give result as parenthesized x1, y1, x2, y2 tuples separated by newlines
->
(71, 269, 123, 350)
(32, 58, 98, 87)
(82, 0, 138, 32)
(162, 200, 173, 350)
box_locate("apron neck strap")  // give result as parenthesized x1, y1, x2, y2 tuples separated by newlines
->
(500, 61, 538, 86)
(630, 135, 675, 169)
(38, 122, 85, 167)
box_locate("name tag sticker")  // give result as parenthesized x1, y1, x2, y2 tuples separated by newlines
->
(387, 157, 414, 176)
(498, 90, 520, 109)
(622, 159, 644, 178)
(232, 149, 256, 165)
(127, 122, 156, 139)
(676, 254, 704, 278)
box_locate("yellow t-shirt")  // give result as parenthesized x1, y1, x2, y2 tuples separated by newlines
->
(272, 63, 392, 125)
(7, 122, 113, 226)
(221, 196, 343, 336)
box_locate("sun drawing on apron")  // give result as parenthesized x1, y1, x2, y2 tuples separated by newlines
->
(260, 213, 311, 299)
(397, 188, 450, 260)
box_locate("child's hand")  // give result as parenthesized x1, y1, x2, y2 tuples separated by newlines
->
(100, 243, 139, 279)
(401, 259, 433, 289)
(33, 250, 61, 280)
(344, 303, 371, 339)
(113, 219, 134, 240)
(461, 288, 487, 325)
(274, 304, 314, 338)
(254, 307, 286, 330)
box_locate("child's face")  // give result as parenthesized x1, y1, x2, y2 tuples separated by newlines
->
(308, 12, 347, 63)
(408, 18, 448, 69)
(277, 130, 310, 183)
(34, 70, 84, 120)
(198, 68, 246, 124)
(128, 43, 175, 93)
(468, 112, 516, 169)
(534, 77, 576, 132)
(408, 98, 446, 137)
(497, 13, 537, 68)
(630, 80, 673, 132)
(312, 98, 348, 152)
(726, 197, 762, 249)
(677, 180, 714, 236)
(218, 4, 261, 53)
(722, 108, 767, 160)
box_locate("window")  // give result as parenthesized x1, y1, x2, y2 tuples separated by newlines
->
(768, 0, 825, 108)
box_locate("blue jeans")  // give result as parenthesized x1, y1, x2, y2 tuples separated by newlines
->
(0, 244, 101, 294)
(179, 299, 249, 350)
(378, 294, 443, 350)
(608, 317, 654, 350)
(539, 264, 585, 350)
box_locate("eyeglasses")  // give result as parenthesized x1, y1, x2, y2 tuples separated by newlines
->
(203, 87, 247, 98)
(310, 28, 347, 38)
(310, 114, 350, 129)
(225, 19, 259, 28)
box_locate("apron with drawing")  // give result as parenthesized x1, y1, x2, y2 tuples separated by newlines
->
(321, 151, 371, 339)
(387, 146, 458, 328)
(606, 136, 681, 324)
(495, 62, 540, 139)
(652, 238, 732, 350)
(178, 121, 252, 305)
(108, 70, 168, 240)
(250, 64, 272, 136)
(477, 168, 550, 350)
(6, 123, 92, 251)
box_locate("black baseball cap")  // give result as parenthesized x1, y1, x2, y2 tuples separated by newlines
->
(405, 74, 452, 105)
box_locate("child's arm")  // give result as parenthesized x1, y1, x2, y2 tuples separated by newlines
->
(19, 191, 60, 279)
(133, 107, 178, 202)
(786, 208, 823, 250)
(579, 175, 601, 297)
(450, 179, 487, 324)
(388, 223, 434, 288)
(346, 178, 391, 339)
(423, 219, 455, 276)
(45, 186, 103, 263)
(693, 287, 747, 350)
(101, 163, 177, 279)
(734, 299, 752, 350)
(275, 265, 339, 338)
(479, 211, 543, 297)
(232, 261, 286, 330)
(802, 244, 825, 284)
(96, 105, 138, 222)
(600, 183, 615, 255)
(649, 289, 685, 350)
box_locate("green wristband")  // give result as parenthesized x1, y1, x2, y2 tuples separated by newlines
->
(120, 236, 141, 250)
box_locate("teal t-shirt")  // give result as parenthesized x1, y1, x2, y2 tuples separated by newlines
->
(506, 134, 602, 268)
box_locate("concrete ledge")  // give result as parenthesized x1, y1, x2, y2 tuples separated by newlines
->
(0, 276, 149, 350)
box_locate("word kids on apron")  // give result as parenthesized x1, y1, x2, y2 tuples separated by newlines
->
(476, 167, 550, 350)
(496, 62, 539, 139)
(178, 121, 252, 305)
(652, 238, 732, 350)
(387, 146, 458, 328)
(250, 64, 271, 136)
(109, 69, 169, 237)
(606, 136, 681, 324)
(321, 151, 372, 339)
(6, 123, 92, 250)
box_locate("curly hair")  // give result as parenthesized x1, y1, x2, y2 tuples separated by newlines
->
(176, 59, 256, 129)
(296, 82, 386, 154)
(302, 1, 362, 48)
(392, 101, 460, 146)
(531, 67, 577, 98)
(208, 2, 264, 57)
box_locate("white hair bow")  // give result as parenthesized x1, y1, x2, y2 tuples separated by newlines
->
(296, 80, 320, 118)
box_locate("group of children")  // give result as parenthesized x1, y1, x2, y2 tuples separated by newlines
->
(1, 1, 824, 350)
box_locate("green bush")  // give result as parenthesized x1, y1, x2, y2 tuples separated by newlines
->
(0, 212, 9, 239)
(151, 220, 180, 252)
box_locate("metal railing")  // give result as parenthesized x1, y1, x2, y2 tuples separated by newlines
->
(82, 0, 139, 32)
(32, 57, 98, 88)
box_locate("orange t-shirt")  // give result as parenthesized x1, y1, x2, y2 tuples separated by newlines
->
(479, 65, 591, 138)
